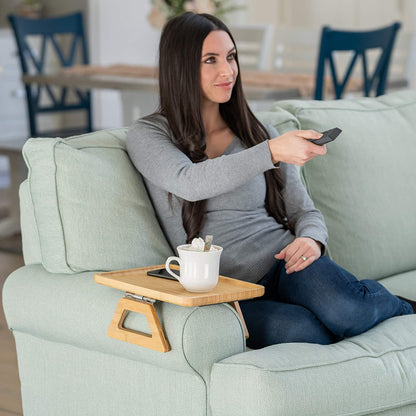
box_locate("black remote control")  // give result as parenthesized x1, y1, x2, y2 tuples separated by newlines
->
(308, 127, 342, 145)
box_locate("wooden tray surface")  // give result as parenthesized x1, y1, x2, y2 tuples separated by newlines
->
(95, 265, 264, 307)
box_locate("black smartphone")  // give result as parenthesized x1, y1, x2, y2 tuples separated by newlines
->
(147, 268, 178, 280)
(308, 127, 342, 145)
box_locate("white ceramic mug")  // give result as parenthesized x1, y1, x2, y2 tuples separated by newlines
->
(165, 244, 223, 292)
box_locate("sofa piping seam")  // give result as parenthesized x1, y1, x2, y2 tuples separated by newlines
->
(293, 98, 416, 118)
(214, 343, 416, 373)
(180, 304, 247, 416)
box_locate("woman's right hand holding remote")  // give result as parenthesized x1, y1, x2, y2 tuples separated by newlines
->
(268, 130, 327, 166)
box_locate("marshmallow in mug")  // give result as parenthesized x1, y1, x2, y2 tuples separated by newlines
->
(184, 237, 215, 252)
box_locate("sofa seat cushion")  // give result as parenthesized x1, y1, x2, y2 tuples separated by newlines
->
(22, 128, 173, 273)
(275, 90, 416, 280)
(210, 315, 416, 416)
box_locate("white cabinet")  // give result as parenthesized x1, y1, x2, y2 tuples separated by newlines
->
(0, 27, 29, 190)
(0, 28, 29, 140)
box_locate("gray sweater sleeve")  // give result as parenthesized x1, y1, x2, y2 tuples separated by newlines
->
(126, 116, 277, 201)
(127, 115, 328, 256)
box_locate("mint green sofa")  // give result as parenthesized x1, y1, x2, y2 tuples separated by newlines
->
(3, 90, 416, 415)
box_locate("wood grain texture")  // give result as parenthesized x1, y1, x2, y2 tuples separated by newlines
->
(23, 64, 357, 99)
(95, 265, 265, 307)
(107, 297, 170, 352)
(230, 301, 249, 339)
(62, 64, 362, 97)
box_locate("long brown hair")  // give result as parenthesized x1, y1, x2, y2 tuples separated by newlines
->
(158, 12, 290, 243)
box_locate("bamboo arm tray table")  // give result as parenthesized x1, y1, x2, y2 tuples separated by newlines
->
(95, 265, 265, 352)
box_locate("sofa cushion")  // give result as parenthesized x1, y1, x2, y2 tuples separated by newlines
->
(210, 315, 416, 416)
(380, 270, 416, 299)
(19, 179, 42, 265)
(275, 90, 416, 280)
(256, 107, 300, 134)
(22, 128, 173, 273)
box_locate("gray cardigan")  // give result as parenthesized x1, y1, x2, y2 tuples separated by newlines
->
(127, 114, 328, 283)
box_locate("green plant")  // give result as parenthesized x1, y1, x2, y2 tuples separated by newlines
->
(148, 0, 242, 28)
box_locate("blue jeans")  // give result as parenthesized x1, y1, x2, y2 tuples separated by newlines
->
(240, 256, 413, 349)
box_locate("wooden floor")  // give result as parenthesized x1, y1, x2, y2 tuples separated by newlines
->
(0, 250, 24, 416)
(0, 180, 24, 415)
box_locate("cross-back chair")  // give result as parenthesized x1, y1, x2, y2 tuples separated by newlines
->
(314, 22, 401, 100)
(8, 12, 92, 137)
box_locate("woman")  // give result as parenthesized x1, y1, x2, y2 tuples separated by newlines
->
(127, 12, 414, 348)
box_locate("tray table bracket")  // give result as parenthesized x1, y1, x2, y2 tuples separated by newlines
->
(107, 293, 171, 352)
(229, 301, 249, 339)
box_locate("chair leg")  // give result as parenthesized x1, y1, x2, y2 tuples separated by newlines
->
(26, 86, 37, 137)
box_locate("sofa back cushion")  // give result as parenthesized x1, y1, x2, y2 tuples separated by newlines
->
(256, 107, 300, 134)
(19, 179, 42, 265)
(276, 90, 416, 280)
(22, 128, 173, 274)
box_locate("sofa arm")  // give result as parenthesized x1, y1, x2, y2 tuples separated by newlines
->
(3, 264, 246, 381)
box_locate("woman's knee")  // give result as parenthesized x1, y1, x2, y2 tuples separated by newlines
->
(316, 280, 404, 338)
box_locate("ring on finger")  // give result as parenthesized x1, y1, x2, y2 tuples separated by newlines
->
(301, 255, 307, 261)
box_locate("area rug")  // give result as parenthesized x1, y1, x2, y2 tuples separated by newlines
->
(0, 207, 22, 255)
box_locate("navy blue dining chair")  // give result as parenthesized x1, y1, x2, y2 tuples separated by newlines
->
(8, 12, 92, 137)
(314, 22, 401, 100)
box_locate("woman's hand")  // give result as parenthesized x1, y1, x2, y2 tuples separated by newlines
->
(275, 237, 322, 274)
(268, 130, 327, 165)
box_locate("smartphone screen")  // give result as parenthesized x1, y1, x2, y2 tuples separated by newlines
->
(147, 268, 177, 280)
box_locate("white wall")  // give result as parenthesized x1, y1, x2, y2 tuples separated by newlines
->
(88, 0, 161, 129)
(245, 0, 415, 30)
(245, 0, 416, 82)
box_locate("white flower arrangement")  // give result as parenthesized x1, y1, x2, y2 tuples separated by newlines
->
(148, 0, 241, 28)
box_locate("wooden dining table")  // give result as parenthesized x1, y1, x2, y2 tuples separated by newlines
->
(22, 63, 364, 122)
(23, 63, 336, 127)
(23, 63, 326, 99)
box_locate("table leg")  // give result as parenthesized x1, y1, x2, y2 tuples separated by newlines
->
(107, 296, 171, 352)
